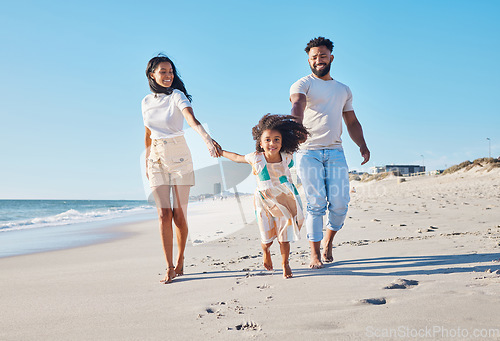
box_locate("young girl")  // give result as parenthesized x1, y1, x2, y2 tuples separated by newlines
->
(218, 114, 308, 278)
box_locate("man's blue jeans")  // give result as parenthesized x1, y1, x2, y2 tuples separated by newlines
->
(296, 148, 350, 242)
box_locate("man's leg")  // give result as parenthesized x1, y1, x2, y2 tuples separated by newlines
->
(322, 229, 337, 262)
(297, 150, 327, 269)
(323, 149, 350, 262)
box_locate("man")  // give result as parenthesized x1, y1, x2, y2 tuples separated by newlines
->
(290, 37, 370, 268)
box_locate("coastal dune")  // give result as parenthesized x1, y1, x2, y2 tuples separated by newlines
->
(1, 166, 499, 340)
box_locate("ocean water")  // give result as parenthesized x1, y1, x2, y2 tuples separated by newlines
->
(0, 200, 154, 232)
(0, 200, 157, 258)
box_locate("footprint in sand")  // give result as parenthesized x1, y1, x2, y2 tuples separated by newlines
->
(201, 300, 242, 320)
(257, 284, 271, 290)
(359, 298, 387, 305)
(417, 226, 438, 233)
(205, 306, 224, 319)
(229, 321, 261, 331)
(384, 278, 419, 289)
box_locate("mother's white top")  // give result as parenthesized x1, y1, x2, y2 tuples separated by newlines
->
(141, 90, 192, 139)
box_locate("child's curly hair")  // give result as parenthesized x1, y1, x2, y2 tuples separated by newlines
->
(252, 114, 309, 153)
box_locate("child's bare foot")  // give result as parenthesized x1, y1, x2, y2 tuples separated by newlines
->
(263, 249, 273, 270)
(282, 262, 293, 279)
(175, 258, 184, 276)
(261, 242, 274, 270)
(160, 267, 176, 284)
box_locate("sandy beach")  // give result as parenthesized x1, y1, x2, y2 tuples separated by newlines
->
(1, 166, 499, 340)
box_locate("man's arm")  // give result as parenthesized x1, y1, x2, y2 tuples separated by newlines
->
(342, 110, 370, 165)
(290, 93, 306, 124)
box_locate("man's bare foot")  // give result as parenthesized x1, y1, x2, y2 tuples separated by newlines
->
(160, 267, 176, 284)
(309, 255, 323, 269)
(282, 262, 293, 279)
(309, 241, 324, 269)
(322, 242, 334, 263)
(175, 258, 184, 276)
(322, 230, 336, 263)
(263, 249, 273, 270)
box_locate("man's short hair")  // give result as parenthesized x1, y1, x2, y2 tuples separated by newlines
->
(305, 37, 334, 54)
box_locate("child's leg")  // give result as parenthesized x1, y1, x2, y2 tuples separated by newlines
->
(278, 241, 292, 279)
(261, 241, 274, 270)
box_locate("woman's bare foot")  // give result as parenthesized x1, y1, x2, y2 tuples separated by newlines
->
(282, 262, 293, 279)
(160, 267, 176, 284)
(175, 258, 184, 276)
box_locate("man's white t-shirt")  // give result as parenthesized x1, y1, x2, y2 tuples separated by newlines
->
(142, 89, 192, 139)
(290, 74, 354, 150)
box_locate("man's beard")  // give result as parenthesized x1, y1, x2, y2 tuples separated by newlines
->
(310, 62, 331, 78)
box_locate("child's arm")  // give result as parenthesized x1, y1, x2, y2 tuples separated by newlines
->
(221, 150, 248, 164)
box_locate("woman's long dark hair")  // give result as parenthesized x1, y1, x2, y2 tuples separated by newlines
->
(145, 54, 192, 101)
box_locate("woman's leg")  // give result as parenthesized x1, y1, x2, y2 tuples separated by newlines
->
(152, 185, 176, 283)
(279, 241, 292, 279)
(172, 185, 190, 276)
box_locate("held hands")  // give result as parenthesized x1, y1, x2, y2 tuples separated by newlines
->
(213, 140, 223, 156)
(207, 139, 222, 157)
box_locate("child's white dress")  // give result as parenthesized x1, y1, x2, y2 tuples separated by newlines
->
(245, 152, 304, 243)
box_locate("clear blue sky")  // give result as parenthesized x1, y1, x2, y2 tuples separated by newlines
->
(1, 0, 498, 199)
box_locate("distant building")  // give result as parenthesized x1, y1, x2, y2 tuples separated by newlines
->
(385, 165, 425, 175)
(370, 166, 386, 174)
(349, 170, 367, 175)
(370, 165, 426, 175)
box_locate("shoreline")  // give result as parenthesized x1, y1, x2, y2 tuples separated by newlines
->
(0, 211, 157, 259)
(0, 196, 253, 259)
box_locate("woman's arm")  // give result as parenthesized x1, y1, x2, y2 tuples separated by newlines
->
(145, 127, 152, 179)
(181, 107, 220, 157)
(221, 150, 248, 163)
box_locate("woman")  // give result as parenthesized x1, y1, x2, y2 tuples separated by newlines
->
(142, 54, 219, 284)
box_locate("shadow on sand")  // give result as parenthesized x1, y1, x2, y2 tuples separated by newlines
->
(167, 252, 500, 283)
